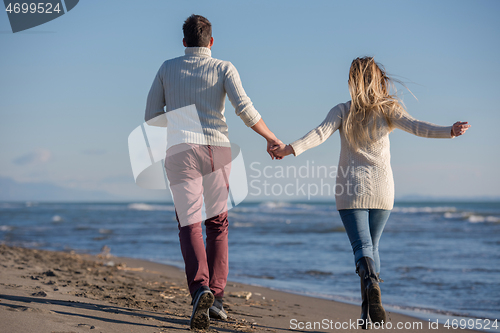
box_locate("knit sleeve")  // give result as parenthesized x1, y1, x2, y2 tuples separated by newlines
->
(224, 62, 262, 127)
(392, 112, 453, 139)
(144, 64, 168, 127)
(290, 103, 345, 156)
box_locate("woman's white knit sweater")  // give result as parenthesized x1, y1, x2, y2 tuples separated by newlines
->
(290, 101, 453, 210)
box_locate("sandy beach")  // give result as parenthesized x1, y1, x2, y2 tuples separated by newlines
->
(0, 244, 482, 333)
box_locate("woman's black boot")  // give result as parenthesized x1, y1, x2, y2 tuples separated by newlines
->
(359, 275, 370, 329)
(356, 257, 386, 325)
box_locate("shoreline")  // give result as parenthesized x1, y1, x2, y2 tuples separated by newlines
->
(153, 257, 495, 324)
(0, 245, 486, 332)
(238, 284, 499, 325)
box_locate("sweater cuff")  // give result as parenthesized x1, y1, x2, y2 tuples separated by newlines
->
(443, 126, 454, 138)
(290, 139, 307, 157)
(240, 108, 262, 127)
(448, 126, 455, 138)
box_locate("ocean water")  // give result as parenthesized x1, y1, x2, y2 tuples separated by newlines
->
(0, 200, 499, 321)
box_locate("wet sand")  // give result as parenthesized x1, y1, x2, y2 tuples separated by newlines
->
(0, 245, 480, 332)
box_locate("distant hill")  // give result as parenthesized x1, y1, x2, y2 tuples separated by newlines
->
(0, 176, 120, 202)
(396, 194, 500, 202)
(1, 175, 497, 203)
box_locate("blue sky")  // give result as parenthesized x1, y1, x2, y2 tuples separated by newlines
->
(1, 0, 499, 201)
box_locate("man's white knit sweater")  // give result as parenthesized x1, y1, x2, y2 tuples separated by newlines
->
(144, 47, 261, 149)
(290, 102, 453, 210)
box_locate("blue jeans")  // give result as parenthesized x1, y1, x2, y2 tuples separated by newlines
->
(339, 209, 391, 273)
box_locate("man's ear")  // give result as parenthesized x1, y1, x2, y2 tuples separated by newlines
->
(183, 38, 187, 47)
(208, 37, 214, 49)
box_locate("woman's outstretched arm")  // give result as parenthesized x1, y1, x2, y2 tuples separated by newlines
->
(272, 102, 347, 158)
(392, 112, 471, 138)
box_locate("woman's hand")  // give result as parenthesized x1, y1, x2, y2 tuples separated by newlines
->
(451, 121, 471, 137)
(271, 144, 294, 159)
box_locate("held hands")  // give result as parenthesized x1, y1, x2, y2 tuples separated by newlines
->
(451, 121, 471, 137)
(266, 138, 294, 160)
(267, 138, 285, 160)
(250, 119, 289, 160)
(270, 143, 294, 159)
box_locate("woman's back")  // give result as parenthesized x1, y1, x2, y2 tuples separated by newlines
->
(337, 101, 395, 209)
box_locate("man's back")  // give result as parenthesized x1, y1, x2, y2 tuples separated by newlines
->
(145, 47, 261, 149)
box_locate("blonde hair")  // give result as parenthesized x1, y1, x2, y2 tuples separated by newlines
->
(344, 57, 408, 151)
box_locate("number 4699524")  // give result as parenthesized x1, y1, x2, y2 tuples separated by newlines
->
(5, 2, 62, 14)
(444, 319, 498, 330)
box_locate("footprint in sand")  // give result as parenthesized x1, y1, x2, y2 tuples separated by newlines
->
(31, 291, 48, 297)
(77, 323, 96, 329)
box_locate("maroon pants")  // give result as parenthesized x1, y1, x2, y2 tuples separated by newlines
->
(165, 143, 231, 299)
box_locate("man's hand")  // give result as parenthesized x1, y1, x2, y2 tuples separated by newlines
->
(249, 119, 285, 159)
(267, 138, 284, 160)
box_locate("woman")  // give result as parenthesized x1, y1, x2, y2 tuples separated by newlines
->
(272, 57, 470, 328)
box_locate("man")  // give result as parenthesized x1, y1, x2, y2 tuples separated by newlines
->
(144, 14, 281, 330)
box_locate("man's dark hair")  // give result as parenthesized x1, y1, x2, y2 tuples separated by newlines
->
(182, 14, 212, 47)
